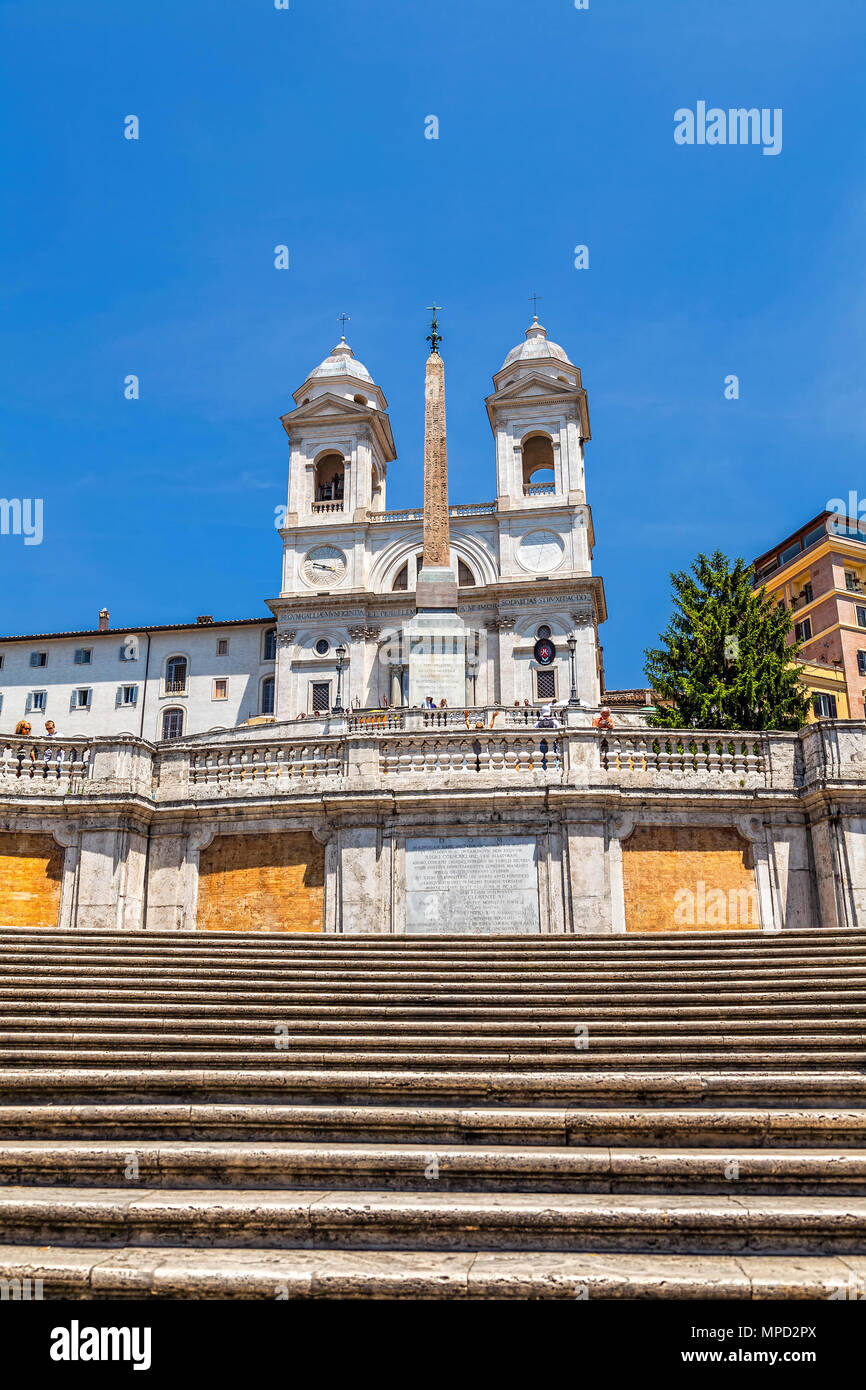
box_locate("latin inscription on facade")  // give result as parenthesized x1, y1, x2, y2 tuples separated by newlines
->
(405, 835, 540, 934)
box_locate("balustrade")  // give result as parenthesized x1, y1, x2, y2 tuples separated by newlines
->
(0, 740, 91, 788)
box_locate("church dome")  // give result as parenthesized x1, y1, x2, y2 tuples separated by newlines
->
(502, 318, 572, 369)
(308, 338, 374, 384)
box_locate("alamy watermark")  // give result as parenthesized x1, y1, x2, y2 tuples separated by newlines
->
(673, 880, 759, 928)
(674, 103, 782, 157)
(828, 492, 866, 536)
(0, 497, 43, 546)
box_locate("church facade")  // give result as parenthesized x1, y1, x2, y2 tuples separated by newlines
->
(2, 319, 866, 940)
(271, 318, 605, 719)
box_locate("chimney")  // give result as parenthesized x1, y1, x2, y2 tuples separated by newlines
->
(98, 608, 110, 632)
(196, 615, 214, 625)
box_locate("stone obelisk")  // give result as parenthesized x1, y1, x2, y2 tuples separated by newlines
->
(407, 306, 466, 707)
(417, 307, 458, 612)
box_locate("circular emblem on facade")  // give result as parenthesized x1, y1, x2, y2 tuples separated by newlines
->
(534, 638, 556, 666)
(302, 545, 347, 588)
(518, 529, 565, 574)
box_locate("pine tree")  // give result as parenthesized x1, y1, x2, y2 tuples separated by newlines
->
(643, 550, 811, 731)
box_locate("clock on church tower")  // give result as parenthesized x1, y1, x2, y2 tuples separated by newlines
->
(302, 545, 347, 587)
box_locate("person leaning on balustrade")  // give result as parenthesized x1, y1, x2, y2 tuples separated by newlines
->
(592, 707, 615, 731)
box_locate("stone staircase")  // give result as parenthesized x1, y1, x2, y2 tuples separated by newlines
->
(0, 926, 865, 1298)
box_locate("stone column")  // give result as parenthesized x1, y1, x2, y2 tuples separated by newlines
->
(389, 663, 403, 707)
(497, 617, 517, 707)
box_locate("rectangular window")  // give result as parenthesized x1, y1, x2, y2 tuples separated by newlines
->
(845, 570, 862, 592)
(813, 693, 837, 719)
(213, 678, 228, 700)
(119, 685, 138, 706)
(0, 655, 4, 670)
(30, 651, 47, 668)
(74, 648, 93, 665)
(803, 525, 826, 549)
(857, 607, 866, 629)
(217, 638, 229, 656)
(535, 669, 557, 702)
(780, 540, 801, 565)
(802, 581, 814, 604)
(794, 618, 812, 642)
(71, 688, 92, 709)
(29, 690, 47, 711)
(264, 629, 277, 661)
(858, 652, 866, 677)
(311, 680, 331, 713)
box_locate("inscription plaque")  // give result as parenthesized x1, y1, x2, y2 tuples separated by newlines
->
(405, 835, 540, 935)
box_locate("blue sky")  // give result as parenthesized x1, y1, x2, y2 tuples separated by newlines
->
(1, 0, 864, 688)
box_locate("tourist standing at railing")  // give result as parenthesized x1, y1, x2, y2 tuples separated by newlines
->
(593, 707, 615, 730)
(535, 705, 560, 729)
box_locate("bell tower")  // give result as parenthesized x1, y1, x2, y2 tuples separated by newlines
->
(279, 329, 396, 524)
(485, 315, 591, 511)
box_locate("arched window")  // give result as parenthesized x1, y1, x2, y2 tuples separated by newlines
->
(522, 433, 555, 489)
(392, 562, 409, 592)
(161, 707, 185, 740)
(261, 676, 275, 715)
(314, 452, 345, 505)
(263, 628, 277, 661)
(458, 559, 476, 587)
(165, 656, 187, 694)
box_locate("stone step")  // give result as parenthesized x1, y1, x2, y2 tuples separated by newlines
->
(4, 987, 864, 1009)
(4, 965, 865, 987)
(2, 1243, 864, 1298)
(1, 1140, 864, 1195)
(0, 1046, 862, 1071)
(1, 1000, 861, 1021)
(4, 1018, 863, 1039)
(0, 1067, 863, 1107)
(4, 947, 866, 968)
(5, 949, 866, 973)
(0, 925, 861, 945)
(1, 1185, 864, 1253)
(3, 1103, 864, 1147)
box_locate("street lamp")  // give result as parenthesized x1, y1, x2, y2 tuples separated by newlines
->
(333, 643, 347, 714)
(566, 631, 579, 707)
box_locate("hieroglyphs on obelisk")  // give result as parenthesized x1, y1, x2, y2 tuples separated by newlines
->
(422, 346, 451, 568)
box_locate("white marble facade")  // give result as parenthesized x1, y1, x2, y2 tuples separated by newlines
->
(271, 319, 606, 718)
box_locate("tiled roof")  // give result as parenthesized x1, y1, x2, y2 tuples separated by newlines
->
(0, 617, 272, 644)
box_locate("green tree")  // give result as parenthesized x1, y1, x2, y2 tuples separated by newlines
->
(643, 550, 811, 731)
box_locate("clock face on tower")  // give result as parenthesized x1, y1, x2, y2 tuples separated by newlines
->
(302, 545, 347, 588)
(518, 529, 565, 574)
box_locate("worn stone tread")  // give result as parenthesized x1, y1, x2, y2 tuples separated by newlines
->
(2, 1102, 865, 1145)
(2, 1243, 865, 1298)
(0, 1140, 864, 1195)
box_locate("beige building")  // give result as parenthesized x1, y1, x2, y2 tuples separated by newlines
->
(753, 510, 866, 720)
